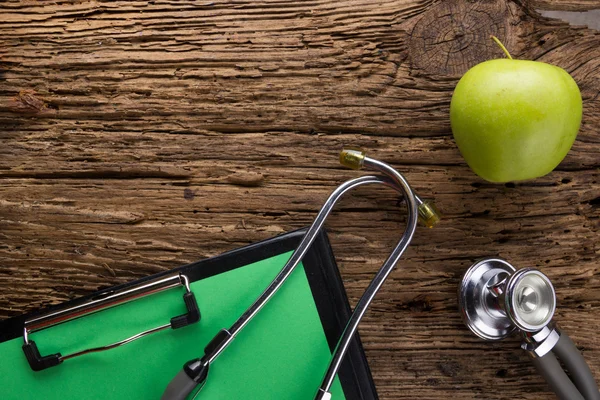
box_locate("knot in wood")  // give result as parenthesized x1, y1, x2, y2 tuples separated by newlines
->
(409, 0, 515, 76)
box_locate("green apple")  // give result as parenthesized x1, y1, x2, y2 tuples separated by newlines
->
(450, 40, 582, 183)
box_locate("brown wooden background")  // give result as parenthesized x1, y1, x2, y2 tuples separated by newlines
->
(1, 0, 599, 398)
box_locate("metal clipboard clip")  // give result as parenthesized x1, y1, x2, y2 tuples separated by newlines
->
(22, 273, 200, 371)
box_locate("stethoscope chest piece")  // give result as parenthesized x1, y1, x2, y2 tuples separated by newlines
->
(459, 258, 600, 400)
(459, 258, 517, 340)
(459, 258, 557, 341)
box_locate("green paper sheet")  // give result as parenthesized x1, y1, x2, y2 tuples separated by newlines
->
(0, 252, 345, 400)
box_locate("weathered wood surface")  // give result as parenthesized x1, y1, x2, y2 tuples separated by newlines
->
(0, 0, 598, 398)
(532, 0, 600, 11)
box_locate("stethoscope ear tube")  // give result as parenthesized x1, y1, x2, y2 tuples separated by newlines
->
(532, 331, 600, 400)
(161, 150, 442, 400)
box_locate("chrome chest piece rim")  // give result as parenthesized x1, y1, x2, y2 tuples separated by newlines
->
(504, 268, 556, 332)
(458, 258, 516, 340)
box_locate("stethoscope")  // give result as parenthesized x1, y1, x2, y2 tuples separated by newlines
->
(162, 149, 440, 400)
(459, 258, 600, 400)
(161, 149, 598, 400)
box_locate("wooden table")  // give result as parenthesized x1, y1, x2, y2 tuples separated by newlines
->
(1, 0, 598, 398)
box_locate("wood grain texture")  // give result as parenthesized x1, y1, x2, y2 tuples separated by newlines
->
(0, 0, 598, 398)
(532, 0, 600, 11)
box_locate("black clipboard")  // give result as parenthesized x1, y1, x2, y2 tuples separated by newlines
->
(0, 228, 378, 400)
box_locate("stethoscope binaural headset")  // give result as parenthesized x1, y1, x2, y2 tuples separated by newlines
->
(162, 149, 599, 400)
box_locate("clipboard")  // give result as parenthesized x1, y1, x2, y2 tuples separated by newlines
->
(0, 229, 378, 400)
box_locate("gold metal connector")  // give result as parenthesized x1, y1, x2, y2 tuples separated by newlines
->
(418, 201, 441, 228)
(339, 149, 366, 170)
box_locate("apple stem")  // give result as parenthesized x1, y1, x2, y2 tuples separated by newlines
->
(491, 35, 513, 60)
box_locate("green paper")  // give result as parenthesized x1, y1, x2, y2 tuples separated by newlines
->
(0, 252, 346, 400)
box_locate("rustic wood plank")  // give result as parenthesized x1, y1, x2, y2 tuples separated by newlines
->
(0, 0, 598, 398)
(532, 0, 600, 11)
